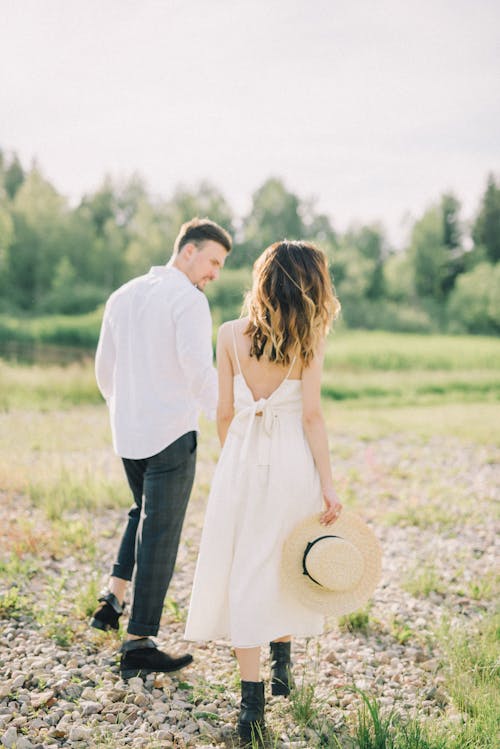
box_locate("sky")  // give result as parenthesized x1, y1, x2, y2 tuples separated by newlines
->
(1, 0, 499, 246)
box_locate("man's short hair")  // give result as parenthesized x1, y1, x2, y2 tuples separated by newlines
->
(173, 217, 232, 256)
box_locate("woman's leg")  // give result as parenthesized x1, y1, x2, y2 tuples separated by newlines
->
(235, 647, 261, 681)
(270, 635, 293, 696)
(235, 647, 265, 741)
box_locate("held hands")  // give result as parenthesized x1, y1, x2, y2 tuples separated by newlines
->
(321, 486, 343, 525)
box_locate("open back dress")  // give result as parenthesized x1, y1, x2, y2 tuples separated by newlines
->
(184, 323, 324, 647)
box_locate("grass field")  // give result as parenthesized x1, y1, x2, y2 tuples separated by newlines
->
(1, 330, 499, 748)
(2, 329, 500, 409)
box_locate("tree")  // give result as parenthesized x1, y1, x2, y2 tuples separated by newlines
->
(440, 193, 465, 294)
(0, 195, 14, 305)
(442, 193, 461, 250)
(77, 175, 148, 290)
(125, 197, 168, 276)
(3, 153, 25, 199)
(6, 167, 68, 309)
(79, 177, 116, 235)
(409, 206, 448, 300)
(447, 262, 500, 333)
(472, 173, 500, 263)
(383, 251, 415, 302)
(408, 193, 468, 301)
(163, 181, 234, 238)
(236, 178, 305, 268)
(350, 224, 387, 299)
(334, 224, 388, 304)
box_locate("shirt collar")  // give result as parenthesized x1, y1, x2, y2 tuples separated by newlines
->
(150, 265, 194, 288)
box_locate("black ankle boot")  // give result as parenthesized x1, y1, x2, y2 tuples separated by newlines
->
(238, 681, 265, 743)
(119, 638, 193, 679)
(270, 641, 293, 696)
(89, 591, 124, 631)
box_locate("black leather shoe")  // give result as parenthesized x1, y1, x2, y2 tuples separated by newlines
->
(119, 637, 193, 679)
(238, 680, 265, 744)
(270, 641, 293, 696)
(89, 592, 124, 631)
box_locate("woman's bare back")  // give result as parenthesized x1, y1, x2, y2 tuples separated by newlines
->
(229, 317, 303, 401)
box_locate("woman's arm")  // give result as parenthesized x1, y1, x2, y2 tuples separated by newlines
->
(301, 340, 342, 525)
(216, 323, 235, 447)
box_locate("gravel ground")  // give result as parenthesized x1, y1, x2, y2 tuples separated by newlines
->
(1, 432, 498, 748)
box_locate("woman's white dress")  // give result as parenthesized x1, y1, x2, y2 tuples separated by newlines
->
(184, 333, 324, 648)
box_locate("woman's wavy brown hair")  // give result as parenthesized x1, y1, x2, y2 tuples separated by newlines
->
(243, 240, 340, 366)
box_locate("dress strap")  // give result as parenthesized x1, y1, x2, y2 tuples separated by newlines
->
(231, 321, 242, 375)
(284, 355, 297, 381)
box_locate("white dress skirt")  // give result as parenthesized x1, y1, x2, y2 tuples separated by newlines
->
(184, 367, 325, 648)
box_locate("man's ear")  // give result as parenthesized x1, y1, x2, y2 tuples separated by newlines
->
(181, 242, 197, 260)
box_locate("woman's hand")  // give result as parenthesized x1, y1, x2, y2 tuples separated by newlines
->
(321, 486, 343, 525)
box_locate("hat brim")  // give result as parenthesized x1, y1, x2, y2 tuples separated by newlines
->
(281, 510, 382, 616)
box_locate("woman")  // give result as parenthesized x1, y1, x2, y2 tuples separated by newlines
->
(184, 240, 342, 742)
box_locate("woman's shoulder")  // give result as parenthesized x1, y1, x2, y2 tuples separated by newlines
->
(218, 317, 249, 337)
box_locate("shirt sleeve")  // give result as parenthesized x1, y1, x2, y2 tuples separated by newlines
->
(173, 290, 218, 421)
(95, 302, 116, 402)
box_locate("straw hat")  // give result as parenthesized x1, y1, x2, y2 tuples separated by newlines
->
(281, 510, 382, 616)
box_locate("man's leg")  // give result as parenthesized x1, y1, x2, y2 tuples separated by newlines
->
(90, 457, 145, 631)
(127, 431, 197, 637)
(112, 456, 147, 588)
(118, 432, 197, 678)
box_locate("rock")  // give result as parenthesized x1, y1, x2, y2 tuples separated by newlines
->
(81, 700, 103, 716)
(156, 729, 174, 741)
(15, 738, 33, 749)
(1, 727, 18, 749)
(51, 719, 70, 738)
(63, 683, 82, 700)
(45, 710, 64, 726)
(127, 678, 145, 694)
(30, 689, 55, 709)
(421, 659, 439, 672)
(133, 694, 149, 707)
(108, 688, 128, 702)
(68, 725, 92, 741)
(0, 683, 13, 701)
(147, 714, 165, 728)
(80, 687, 97, 701)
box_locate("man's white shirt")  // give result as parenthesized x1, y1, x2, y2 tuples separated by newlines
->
(95, 265, 218, 459)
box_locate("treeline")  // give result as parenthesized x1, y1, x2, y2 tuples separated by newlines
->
(1, 148, 499, 334)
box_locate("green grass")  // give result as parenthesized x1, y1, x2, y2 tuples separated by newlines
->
(75, 575, 105, 621)
(437, 613, 500, 749)
(325, 330, 500, 372)
(384, 500, 473, 532)
(327, 400, 500, 444)
(0, 586, 33, 619)
(29, 468, 130, 519)
(403, 565, 447, 598)
(0, 309, 102, 348)
(389, 616, 414, 645)
(350, 691, 449, 749)
(0, 359, 100, 410)
(0, 331, 500, 419)
(338, 606, 372, 634)
(461, 572, 500, 602)
(0, 554, 40, 585)
(1, 330, 499, 414)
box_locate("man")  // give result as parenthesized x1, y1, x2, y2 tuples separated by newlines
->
(90, 217, 232, 679)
